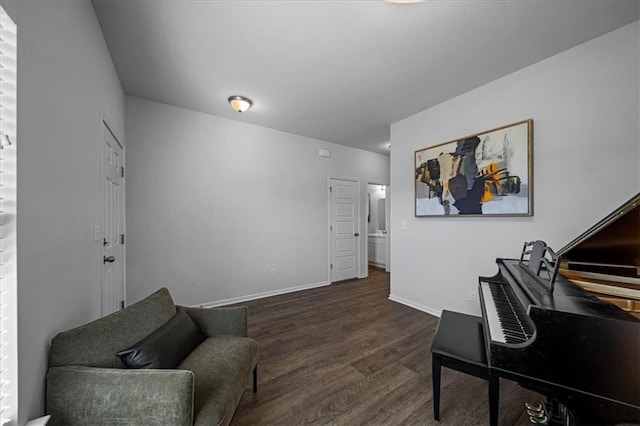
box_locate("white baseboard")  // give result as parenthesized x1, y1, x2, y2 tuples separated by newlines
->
(193, 280, 331, 308)
(388, 294, 441, 318)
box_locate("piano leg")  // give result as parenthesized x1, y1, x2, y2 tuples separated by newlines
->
(489, 374, 499, 426)
(432, 354, 441, 420)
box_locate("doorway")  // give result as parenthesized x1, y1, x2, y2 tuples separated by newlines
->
(367, 183, 390, 274)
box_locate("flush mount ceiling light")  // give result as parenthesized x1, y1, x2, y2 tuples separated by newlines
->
(228, 95, 253, 113)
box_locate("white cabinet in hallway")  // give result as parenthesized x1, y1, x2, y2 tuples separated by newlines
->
(368, 234, 386, 268)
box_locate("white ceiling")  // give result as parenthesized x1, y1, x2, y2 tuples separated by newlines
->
(91, 0, 639, 155)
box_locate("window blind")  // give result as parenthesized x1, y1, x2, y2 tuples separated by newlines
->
(0, 6, 17, 426)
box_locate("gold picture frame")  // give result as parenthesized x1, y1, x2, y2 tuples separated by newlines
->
(415, 119, 533, 217)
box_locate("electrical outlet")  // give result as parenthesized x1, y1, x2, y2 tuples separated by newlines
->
(269, 268, 276, 278)
(468, 290, 478, 303)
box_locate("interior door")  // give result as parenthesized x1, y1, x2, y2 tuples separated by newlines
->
(330, 178, 359, 282)
(102, 122, 125, 315)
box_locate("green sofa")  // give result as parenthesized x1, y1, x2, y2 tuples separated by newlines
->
(46, 288, 259, 426)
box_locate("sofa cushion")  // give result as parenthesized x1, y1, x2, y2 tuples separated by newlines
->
(178, 337, 259, 426)
(117, 310, 206, 369)
(50, 288, 177, 368)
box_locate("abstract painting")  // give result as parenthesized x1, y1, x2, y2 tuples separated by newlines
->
(415, 119, 532, 217)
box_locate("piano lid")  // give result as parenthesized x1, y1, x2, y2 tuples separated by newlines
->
(558, 192, 639, 280)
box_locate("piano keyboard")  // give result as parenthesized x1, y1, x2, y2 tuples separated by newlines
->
(480, 280, 535, 344)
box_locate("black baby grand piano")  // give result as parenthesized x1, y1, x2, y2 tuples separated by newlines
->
(479, 193, 640, 425)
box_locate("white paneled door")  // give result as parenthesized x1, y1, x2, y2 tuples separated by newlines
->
(102, 122, 125, 315)
(330, 178, 360, 282)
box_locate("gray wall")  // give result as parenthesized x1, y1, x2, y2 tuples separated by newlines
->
(389, 21, 639, 317)
(125, 96, 390, 306)
(5, 0, 125, 422)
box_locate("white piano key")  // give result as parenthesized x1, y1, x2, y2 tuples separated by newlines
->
(480, 281, 507, 343)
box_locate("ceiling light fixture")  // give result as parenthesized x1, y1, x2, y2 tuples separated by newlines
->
(228, 95, 253, 113)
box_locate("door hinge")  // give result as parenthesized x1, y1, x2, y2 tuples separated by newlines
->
(330, 263, 333, 269)
(120, 300, 125, 310)
(120, 234, 125, 244)
(329, 186, 332, 193)
(121, 166, 125, 178)
(330, 225, 333, 231)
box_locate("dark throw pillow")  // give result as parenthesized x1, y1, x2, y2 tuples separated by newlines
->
(116, 310, 206, 369)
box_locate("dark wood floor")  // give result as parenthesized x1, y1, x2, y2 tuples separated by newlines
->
(231, 267, 541, 425)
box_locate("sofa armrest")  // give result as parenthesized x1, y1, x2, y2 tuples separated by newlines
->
(46, 365, 194, 426)
(178, 305, 248, 337)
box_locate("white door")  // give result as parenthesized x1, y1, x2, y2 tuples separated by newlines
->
(102, 122, 125, 315)
(330, 178, 359, 282)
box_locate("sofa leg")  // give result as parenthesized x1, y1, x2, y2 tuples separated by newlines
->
(432, 354, 441, 421)
(253, 366, 258, 393)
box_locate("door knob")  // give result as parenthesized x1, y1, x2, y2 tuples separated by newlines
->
(103, 256, 116, 263)
(354, 233, 360, 237)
